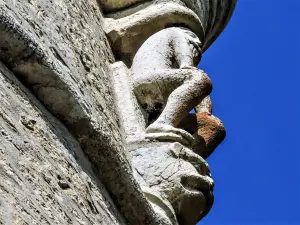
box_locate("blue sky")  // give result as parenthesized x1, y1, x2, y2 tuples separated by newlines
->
(197, 0, 299, 224)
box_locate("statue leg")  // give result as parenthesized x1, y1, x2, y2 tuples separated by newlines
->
(133, 68, 212, 145)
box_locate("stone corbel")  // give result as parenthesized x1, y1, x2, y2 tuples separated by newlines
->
(104, 1, 236, 224)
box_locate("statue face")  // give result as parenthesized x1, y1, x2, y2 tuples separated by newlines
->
(132, 143, 214, 225)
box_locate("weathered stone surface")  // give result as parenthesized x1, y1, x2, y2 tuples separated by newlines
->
(110, 61, 147, 145)
(179, 97, 226, 159)
(104, 2, 204, 66)
(103, 0, 237, 65)
(0, 1, 160, 224)
(131, 27, 212, 147)
(132, 142, 214, 225)
(195, 96, 213, 113)
(194, 112, 226, 159)
(0, 62, 125, 224)
(107, 1, 235, 223)
(0, 0, 237, 224)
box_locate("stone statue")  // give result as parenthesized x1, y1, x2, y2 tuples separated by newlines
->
(107, 1, 236, 224)
(131, 27, 212, 146)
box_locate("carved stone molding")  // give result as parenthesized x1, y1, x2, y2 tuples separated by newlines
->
(102, 0, 237, 65)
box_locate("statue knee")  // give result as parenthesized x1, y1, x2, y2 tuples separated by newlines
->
(188, 70, 213, 95)
(201, 72, 213, 94)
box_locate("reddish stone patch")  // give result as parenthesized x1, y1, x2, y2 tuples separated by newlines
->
(194, 112, 226, 159)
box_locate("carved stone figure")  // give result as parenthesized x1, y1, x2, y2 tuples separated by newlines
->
(108, 1, 236, 224)
(127, 28, 223, 224)
(131, 27, 212, 146)
(180, 96, 226, 159)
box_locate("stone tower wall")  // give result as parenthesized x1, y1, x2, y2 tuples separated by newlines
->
(0, 1, 150, 224)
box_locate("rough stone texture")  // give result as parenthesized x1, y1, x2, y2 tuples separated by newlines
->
(179, 96, 226, 159)
(0, 1, 160, 224)
(0, 62, 125, 225)
(104, 2, 204, 66)
(132, 142, 214, 225)
(194, 112, 226, 159)
(131, 27, 212, 146)
(103, 0, 237, 65)
(107, 1, 235, 223)
(0, 0, 237, 224)
(111, 28, 213, 147)
(195, 96, 213, 114)
(110, 61, 147, 145)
